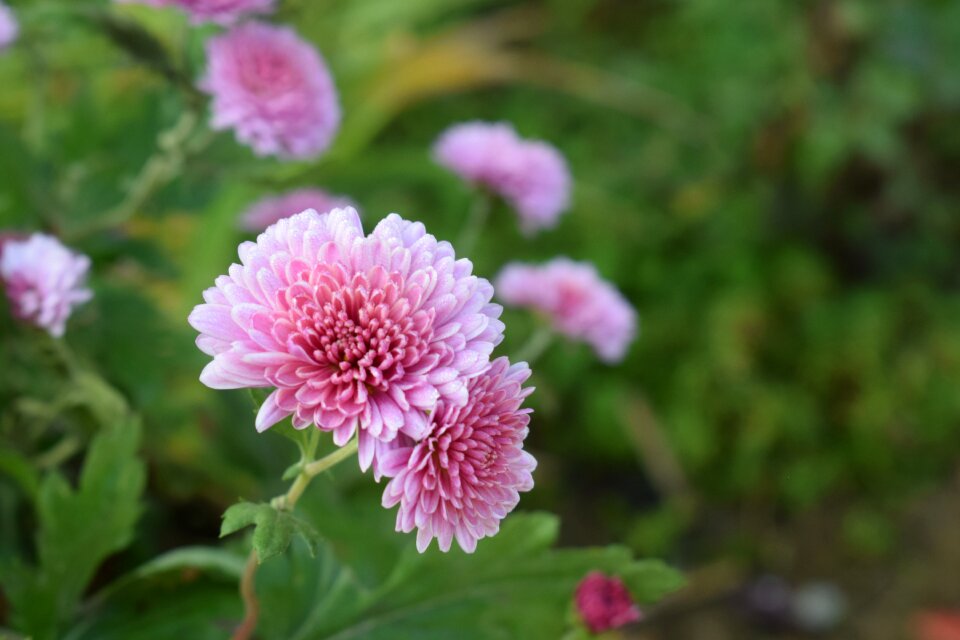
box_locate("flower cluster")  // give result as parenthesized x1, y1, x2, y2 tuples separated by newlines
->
(496, 258, 637, 363)
(433, 122, 571, 234)
(189, 208, 539, 551)
(116, 0, 276, 25)
(575, 572, 643, 633)
(0, 1, 17, 52)
(241, 188, 355, 232)
(200, 22, 340, 159)
(0, 234, 92, 337)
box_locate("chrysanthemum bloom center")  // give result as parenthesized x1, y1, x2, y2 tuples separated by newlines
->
(269, 264, 435, 423)
(240, 48, 301, 95)
(283, 264, 432, 395)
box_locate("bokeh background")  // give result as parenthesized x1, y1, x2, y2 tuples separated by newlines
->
(2, 0, 960, 638)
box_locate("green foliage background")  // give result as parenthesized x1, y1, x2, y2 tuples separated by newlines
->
(1, 0, 960, 637)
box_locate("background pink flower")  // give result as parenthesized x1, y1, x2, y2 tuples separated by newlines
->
(496, 258, 637, 363)
(380, 357, 536, 553)
(0, 233, 92, 337)
(241, 188, 356, 232)
(116, 0, 275, 25)
(575, 572, 642, 633)
(199, 22, 340, 160)
(0, 1, 18, 51)
(188, 208, 504, 473)
(433, 121, 571, 233)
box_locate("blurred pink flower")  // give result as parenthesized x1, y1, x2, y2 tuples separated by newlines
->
(0, 234, 92, 337)
(241, 188, 356, 232)
(199, 22, 340, 160)
(575, 572, 642, 633)
(380, 357, 536, 553)
(188, 208, 504, 473)
(0, 1, 18, 51)
(116, 0, 275, 25)
(496, 258, 637, 363)
(433, 122, 571, 233)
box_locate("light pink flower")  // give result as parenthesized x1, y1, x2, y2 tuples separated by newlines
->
(188, 208, 504, 473)
(199, 22, 340, 160)
(575, 572, 642, 633)
(0, 234, 92, 337)
(380, 357, 536, 553)
(433, 122, 571, 233)
(116, 0, 275, 25)
(496, 258, 637, 363)
(0, 1, 18, 51)
(241, 188, 355, 232)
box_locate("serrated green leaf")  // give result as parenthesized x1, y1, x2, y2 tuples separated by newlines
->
(251, 505, 293, 563)
(619, 559, 686, 604)
(220, 501, 261, 538)
(254, 512, 682, 640)
(4, 419, 145, 640)
(220, 502, 321, 563)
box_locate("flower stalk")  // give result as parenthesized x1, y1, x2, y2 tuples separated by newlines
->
(514, 323, 555, 365)
(232, 437, 357, 640)
(457, 190, 492, 256)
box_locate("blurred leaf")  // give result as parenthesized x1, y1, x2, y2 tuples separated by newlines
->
(619, 560, 686, 604)
(4, 419, 145, 640)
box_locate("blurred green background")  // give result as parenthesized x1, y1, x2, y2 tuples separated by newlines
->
(2, 0, 960, 638)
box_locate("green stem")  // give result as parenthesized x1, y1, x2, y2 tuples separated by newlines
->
(456, 191, 492, 256)
(234, 438, 357, 639)
(67, 109, 210, 239)
(514, 324, 555, 365)
(275, 438, 359, 510)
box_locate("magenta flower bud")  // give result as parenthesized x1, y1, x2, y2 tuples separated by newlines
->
(575, 572, 642, 634)
(496, 258, 637, 363)
(199, 22, 340, 160)
(0, 233, 92, 337)
(433, 122, 571, 234)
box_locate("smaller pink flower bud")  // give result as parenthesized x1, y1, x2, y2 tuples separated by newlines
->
(575, 571, 642, 634)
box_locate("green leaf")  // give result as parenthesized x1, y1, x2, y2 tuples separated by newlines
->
(4, 419, 146, 640)
(0, 448, 40, 502)
(619, 560, 686, 604)
(220, 502, 322, 563)
(255, 512, 683, 640)
(220, 501, 261, 538)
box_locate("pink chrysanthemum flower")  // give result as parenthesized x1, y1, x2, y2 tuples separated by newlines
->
(379, 357, 536, 553)
(116, 0, 275, 25)
(0, 234, 92, 337)
(188, 208, 504, 473)
(199, 22, 340, 160)
(241, 188, 356, 232)
(575, 572, 643, 634)
(496, 258, 637, 363)
(433, 122, 571, 233)
(0, 1, 18, 52)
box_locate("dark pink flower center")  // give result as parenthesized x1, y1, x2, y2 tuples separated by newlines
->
(278, 264, 434, 402)
(421, 379, 512, 494)
(240, 47, 301, 96)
